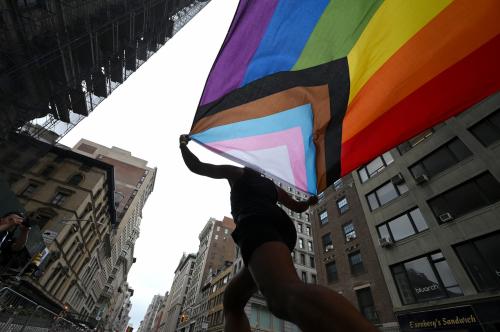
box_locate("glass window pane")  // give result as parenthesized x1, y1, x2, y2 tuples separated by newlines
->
(471, 119, 500, 147)
(249, 305, 258, 326)
(376, 183, 398, 205)
(326, 262, 338, 282)
(474, 235, 500, 283)
(443, 180, 485, 218)
(421, 146, 456, 177)
(260, 308, 271, 329)
(475, 173, 500, 204)
(397, 183, 409, 194)
(455, 242, 500, 291)
(377, 224, 390, 240)
(404, 257, 446, 302)
(392, 269, 416, 305)
(434, 260, 463, 297)
(367, 193, 379, 210)
(410, 163, 426, 179)
(359, 168, 369, 183)
(447, 138, 472, 161)
(382, 152, 394, 165)
(388, 215, 415, 241)
(410, 208, 428, 232)
(366, 157, 385, 176)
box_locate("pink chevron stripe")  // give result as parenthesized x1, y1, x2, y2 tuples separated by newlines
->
(206, 127, 307, 190)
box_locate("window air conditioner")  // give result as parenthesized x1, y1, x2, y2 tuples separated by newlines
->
(439, 212, 454, 223)
(325, 244, 334, 252)
(379, 237, 394, 248)
(391, 174, 405, 185)
(415, 174, 429, 185)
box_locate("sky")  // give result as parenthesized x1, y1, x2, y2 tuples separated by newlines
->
(60, 0, 239, 327)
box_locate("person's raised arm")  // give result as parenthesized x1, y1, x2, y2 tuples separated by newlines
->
(179, 134, 243, 183)
(276, 186, 318, 213)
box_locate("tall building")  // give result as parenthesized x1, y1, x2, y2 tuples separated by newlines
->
(203, 262, 233, 332)
(0, 0, 209, 141)
(72, 138, 157, 329)
(139, 294, 165, 332)
(0, 134, 117, 328)
(353, 93, 500, 331)
(159, 253, 196, 332)
(178, 217, 235, 332)
(309, 173, 397, 330)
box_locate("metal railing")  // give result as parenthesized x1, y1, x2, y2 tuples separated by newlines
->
(0, 287, 90, 332)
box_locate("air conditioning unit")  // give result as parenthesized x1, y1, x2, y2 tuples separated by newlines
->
(379, 237, 394, 248)
(415, 174, 429, 185)
(439, 212, 454, 223)
(391, 174, 405, 185)
(325, 244, 334, 252)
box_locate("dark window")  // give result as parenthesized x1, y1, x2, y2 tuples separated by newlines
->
(377, 208, 428, 242)
(300, 253, 305, 265)
(311, 274, 317, 284)
(410, 138, 472, 179)
(326, 261, 338, 283)
(309, 256, 315, 268)
(348, 251, 365, 275)
(428, 172, 500, 222)
(356, 288, 379, 323)
(41, 165, 55, 177)
(391, 252, 462, 305)
(366, 177, 409, 210)
(358, 152, 394, 183)
(337, 197, 349, 214)
(319, 210, 328, 225)
(455, 232, 500, 292)
(68, 174, 84, 186)
(21, 183, 39, 197)
(469, 108, 500, 147)
(343, 222, 357, 242)
(51, 191, 69, 206)
(322, 233, 333, 251)
(301, 271, 307, 283)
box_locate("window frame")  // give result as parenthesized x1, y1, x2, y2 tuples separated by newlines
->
(376, 207, 428, 243)
(325, 261, 338, 283)
(319, 209, 328, 225)
(342, 222, 357, 242)
(337, 197, 349, 215)
(366, 177, 408, 211)
(348, 251, 365, 275)
(358, 152, 394, 183)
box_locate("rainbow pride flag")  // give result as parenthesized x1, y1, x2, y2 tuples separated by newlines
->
(190, 0, 500, 194)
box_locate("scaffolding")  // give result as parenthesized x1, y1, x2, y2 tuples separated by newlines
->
(0, 0, 210, 142)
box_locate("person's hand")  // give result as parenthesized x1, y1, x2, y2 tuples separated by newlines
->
(179, 134, 191, 146)
(307, 195, 318, 206)
(0, 213, 24, 229)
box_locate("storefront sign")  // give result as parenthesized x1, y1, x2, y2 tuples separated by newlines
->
(398, 306, 482, 331)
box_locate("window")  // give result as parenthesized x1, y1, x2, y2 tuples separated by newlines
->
(326, 262, 338, 283)
(356, 288, 378, 323)
(41, 165, 55, 177)
(214, 235, 218, 240)
(322, 233, 333, 251)
(301, 271, 307, 282)
(391, 252, 462, 305)
(51, 191, 70, 206)
(333, 178, 344, 190)
(428, 172, 500, 222)
(21, 183, 39, 197)
(224, 229, 228, 235)
(298, 238, 304, 249)
(469, 108, 500, 147)
(307, 241, 313, 252)
(68, 173, 84, 186)
(337, 197, 349, 214)
(410, 138, 472, 180)
(300, 254, 305, 265)
(309, 256, 315, 268)
(455, 232, 500, 292)
(343, 222, 356, 242)
(348, 251, 365, 275)
(358, 152, 395, 182)
(216, 226, 220, 232)
(377, 208, 428, 242)
(297, 223, 303, 233)
(311, 274, 317, 284)
(319, 210, 328, 225)
(305, 226, 311, 236)
(398, 129, 434, 154)
(366, 177, 409, 210)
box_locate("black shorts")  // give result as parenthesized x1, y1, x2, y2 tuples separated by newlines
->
(231, 212, 297, 266)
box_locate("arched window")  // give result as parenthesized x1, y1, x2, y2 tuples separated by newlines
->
(68, 173, 84, 186)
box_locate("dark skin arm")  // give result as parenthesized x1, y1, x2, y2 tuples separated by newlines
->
(179, 134, 243, 184)
(276, 186, 318, 213)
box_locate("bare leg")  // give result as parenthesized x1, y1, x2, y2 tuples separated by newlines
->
(223, 267, 257, 332)
(248, 242, 378, 332)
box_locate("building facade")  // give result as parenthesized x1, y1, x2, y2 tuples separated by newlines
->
(178, 217, 235, 332)
(159, 253, 197, 332)
(309, 173, 397, 330)
(353, 93, 500, 331)
(72, 139, 157, 330)
(139, 294, 165, 332)
(0, 134, 117, 328)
